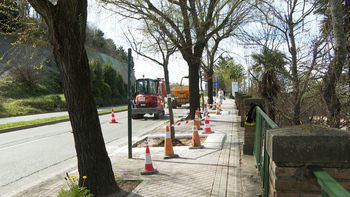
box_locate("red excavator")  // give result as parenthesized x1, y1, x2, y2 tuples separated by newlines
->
(132, 77, 165, 119)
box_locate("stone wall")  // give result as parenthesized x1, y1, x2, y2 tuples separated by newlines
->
(235, 92, 243, 109)
(239, 95, 252, 126)
(242, 98, 265, 155)
(266, 125, 350, 196)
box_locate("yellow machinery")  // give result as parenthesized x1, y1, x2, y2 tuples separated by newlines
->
(170, 76, 189, 108)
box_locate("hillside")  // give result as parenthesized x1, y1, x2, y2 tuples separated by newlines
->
(0, 35, 135, 83)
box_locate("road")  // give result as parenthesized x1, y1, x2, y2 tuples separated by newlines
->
(0, 107, 189, 196)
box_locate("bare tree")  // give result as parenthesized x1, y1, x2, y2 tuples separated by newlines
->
(202, 43, 218, 106)
(252, 0, 320, 125)
(125, 19, 178, 139)
(27, 0, 118, 195)
(202, 33, 233, 106)
(101, 0, 247, 118)
(322, 0, 347, 127)
(200, 3, 249, 106)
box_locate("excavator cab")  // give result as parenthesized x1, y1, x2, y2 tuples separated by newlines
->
(132, 78, 165, 119)
(135, 78, 158, 96)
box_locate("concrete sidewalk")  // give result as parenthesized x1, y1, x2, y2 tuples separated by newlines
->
(12, 99, 262, 197)
(108, 99, 262, 197)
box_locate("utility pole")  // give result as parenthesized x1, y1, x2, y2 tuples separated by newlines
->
(128, 48, 133, 159)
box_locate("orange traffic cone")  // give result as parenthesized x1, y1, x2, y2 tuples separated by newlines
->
(189, 120, 204, 149)
(216, 103, 221, 115)
(141, 145, 158, 175)
(219, 103, 222, 111)
(110, 108, 118, 123)
(164, 126, 179, 159)
(202, 115, 214, 134)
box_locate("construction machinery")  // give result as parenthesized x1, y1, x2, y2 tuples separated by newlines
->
(170, 76, 189, 108)
(132, 77, 165, 119)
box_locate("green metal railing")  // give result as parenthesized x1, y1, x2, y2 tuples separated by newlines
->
(252, 107, 350, 197)
(253, 107, 279, 197)
(309, 166, 350, 197)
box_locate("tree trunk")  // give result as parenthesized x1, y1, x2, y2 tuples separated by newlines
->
(188, 61, 200, 119)
(268, 98, 276, 122)
(322, 0, 347, 128)
(163, 63, 175, 139)
(288, 13, 301, 125)
(345, 0, 350, 88)
(27, 0, 118, 195)
(345, 0, 350, 130)
(206, 70, 214, 106)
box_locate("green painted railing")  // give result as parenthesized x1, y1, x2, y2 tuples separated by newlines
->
(309, 166, 350, 197)
(253, 107, 279, 197)
(252, 107, 350, 197)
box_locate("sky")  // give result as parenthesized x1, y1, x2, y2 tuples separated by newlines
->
(85, 0, 323, 95)
(87, 1, 191, 84)
(86, 1, 255, 85)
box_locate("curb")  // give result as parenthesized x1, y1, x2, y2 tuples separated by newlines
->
(126, 179, 149, 197)
(0, 118, 70, 134)
(0, 109, 127, 134)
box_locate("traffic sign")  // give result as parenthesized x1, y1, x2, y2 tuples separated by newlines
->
(232, 82, 238, 97)
(214, 81, 219, 88)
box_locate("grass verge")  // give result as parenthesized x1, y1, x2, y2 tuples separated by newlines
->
(0, 106, 127, 130)
(0, 94, 66, 117)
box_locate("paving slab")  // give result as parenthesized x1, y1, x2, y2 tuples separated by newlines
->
(8, 99, 262, 197)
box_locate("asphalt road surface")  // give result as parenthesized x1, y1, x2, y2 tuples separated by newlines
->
(0, 107, 189, 196)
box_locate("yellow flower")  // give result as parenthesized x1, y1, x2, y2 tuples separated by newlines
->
(74, 175, 77, 179)
(70, 175, 74, 179)
(114, 173, 117, 177)
(62, 182, 66, 186)
(83, 176, 87, 179)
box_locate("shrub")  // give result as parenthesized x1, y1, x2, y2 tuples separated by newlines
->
(103, 63, 119, 97)
(9, 59, 45, 88)
(89, 59, 127, 106)
(43, 67, 63, 94)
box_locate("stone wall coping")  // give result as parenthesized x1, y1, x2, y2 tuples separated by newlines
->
(266, 124, 350, 166)
(240, 95, 252, 99)
(244, 98, 265, 106)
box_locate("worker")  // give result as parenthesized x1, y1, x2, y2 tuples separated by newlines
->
(218, 88, 224, 104)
